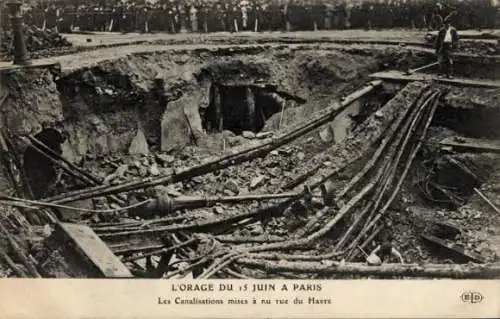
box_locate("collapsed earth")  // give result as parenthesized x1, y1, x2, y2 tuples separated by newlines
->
(0, 2, 499, 280)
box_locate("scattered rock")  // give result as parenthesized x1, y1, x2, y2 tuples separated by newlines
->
(42, 224, 52, 237)
(266, 160, 280, 168)
(160, 89, 205, 151)
(374, 110, 384, 119)
(224, 179, 239, 195)
(139, 166, 148, 177)
(90, 214, 101, 224)
(242, 131, 256, 139)
(475, 242, 488, 252)
(214, 206, 225, 214)
(191, 176, 204, 184)
(248, 222, 264, 235)
(129, 126, 149, 155)
(149, 162, 160, 176)
(270, 179, 280, 185)
(94, 135, 109, 155)
(239, 187, 249, 194)
(268, 168, 280, 177)
(165, 185, 183, 197)
(278, 148, 293, 156)
(102, 164, 128, 184)
(256, 131, 274, 139)
(319, 125, 335, 143)
(321, 260, 334, 266)
(250, 175, 266, 189)
(222, 130, 236, 138)
(223, 189, 236, 196)
(155, 153, 175, 166)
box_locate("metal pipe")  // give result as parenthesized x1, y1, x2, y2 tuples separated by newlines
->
(42, 80, 383, 205)
(129, 191, 308, 218)
(474, 188, 500, 215)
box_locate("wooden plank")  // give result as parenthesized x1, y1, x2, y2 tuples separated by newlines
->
(421, 233, 486, 264)
(58, 222, 132, 277)
(0, 60, 60, 73)
(440, 136, 500, 153)
(41, 222, 133, 278)
(426, 30, 500, 40)
(369, 71, 500, 89)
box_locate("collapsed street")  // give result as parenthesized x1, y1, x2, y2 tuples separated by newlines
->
(0, 17, 499, 279)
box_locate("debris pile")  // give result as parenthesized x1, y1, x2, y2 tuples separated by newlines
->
(9, 80, 493, 279)
(0, 34, 499, 279)
(0, 26, 72, 61)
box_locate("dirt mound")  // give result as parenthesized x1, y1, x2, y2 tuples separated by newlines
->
(0, 26, 71, 61)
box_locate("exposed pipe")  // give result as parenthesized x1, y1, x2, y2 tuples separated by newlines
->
(42, 80, 382, 205)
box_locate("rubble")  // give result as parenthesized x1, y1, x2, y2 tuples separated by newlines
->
(0, 26, 72, 61)
(0, 30, 499, 280)
(128, 126, 149, 156)
(242, 131, 256, 139)
(224, 180, 240, 195)
(250, 175, 266, 189)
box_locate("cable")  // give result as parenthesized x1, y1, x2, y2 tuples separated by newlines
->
(0, 194, 151, 214)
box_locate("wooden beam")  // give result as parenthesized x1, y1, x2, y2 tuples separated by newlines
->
(370, 71, 500, 89)
(237, 258, 500, 278)
(421, 233, 486, 264)
(40, 223, 133, 278)
(0, 60, 60, 74)
(440, 137, 500, 154)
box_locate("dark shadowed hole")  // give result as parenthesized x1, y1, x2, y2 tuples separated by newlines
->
(202, 83, 305, 135)
(23, 128, 65, 199)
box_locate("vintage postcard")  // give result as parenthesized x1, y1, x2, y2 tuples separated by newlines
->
(0, 0, 499, 318)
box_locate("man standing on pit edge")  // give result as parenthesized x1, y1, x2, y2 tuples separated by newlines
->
(435, 15, 459, 78)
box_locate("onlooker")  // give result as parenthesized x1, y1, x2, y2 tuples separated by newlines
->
(435, 16, 459, 78)
(20, 0, 500, 35)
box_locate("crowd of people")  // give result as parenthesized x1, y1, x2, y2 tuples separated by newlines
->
(11, 0, 500, 34)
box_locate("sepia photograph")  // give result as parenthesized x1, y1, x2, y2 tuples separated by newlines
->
(0, 0, 499, 314)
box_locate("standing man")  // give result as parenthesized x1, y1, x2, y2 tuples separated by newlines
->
(362, 0, 372, 30)
(179, 2, 188, 33)
(167, 2, 177, 33)
(241, 1, 249, 30)
(324, 2, 333, 30)
(189, 3, 198, 32)
(200, 1, 209, 33)
(435, 17, 458, 78)
(252, 1, 262, 32)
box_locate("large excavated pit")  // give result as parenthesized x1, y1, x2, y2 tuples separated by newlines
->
(55, 47, 382, 158)
(0, 40, 499, 279)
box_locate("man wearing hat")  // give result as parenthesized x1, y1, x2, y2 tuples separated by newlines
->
(435, 15, 458, 78)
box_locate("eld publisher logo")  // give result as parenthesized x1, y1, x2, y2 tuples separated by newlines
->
(461, 291, 484, 304)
